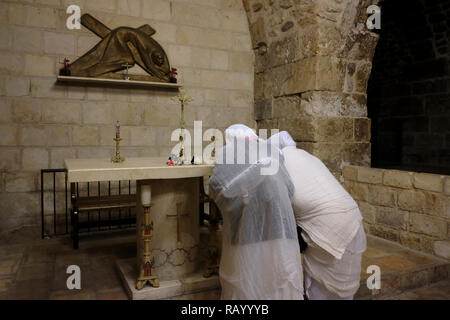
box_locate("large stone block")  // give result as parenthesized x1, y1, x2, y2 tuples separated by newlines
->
(375, 206, 408, 230)
(0, 192, 39, 219)
(150, 21, 177, 45)
(221, 8, 249, 33)
(19, 126, 48, 146)
(22, 148, 49, 170)
(424, 192, 450, 219)
(176, 26, 208, 47)
(129, 127, 157, 147)
(398, 190, 426, 213)
(354, 118, 371, 142)
(0, 24, 11, 50)
(0, 52, 24, 75)
(343, 181, 368, 202)
(117, 0, 141, 17)
(5, 77, 30, 97)
(249, 17, 266, 49)
(24, 55, 55, 77)
(358, 201, 376, 224)
(279, 57, 316, 95)
(357, 167, 382, 184)
(354, 62, 372, 93)
(342, 165, 358, 181)
(42, 100, 81, 124)
(413, 173, 443, 193)
(410, 213, 447, 238)
(315, 56, 345, 91)
(12, 26, 42, 53)
(86, 0, 116, 12)
(31, 78, 66, 99)
(232, 33, 252, 52)
(277, 116, 315, 142)
(26, 6, 58, 29)
(369, 224, 400, 243)
(272, 95, 302, 119)
(383, 170, 413, 189)
(50, 148, 76, 169)
(72, 126, 99, 146)
(368, 185, 397, 207)
(433, 241, 450, 260)
(82, 102, 114, 125)
(112, 103, 144, 126)
(0, 148, 20, 170)
(209, 49, 229, 71)
(44, 32, 75, 55)
(77, 147, 113, 159)
(142, 0, 172, 21)
(168, 45, 192, 67)
(0, 125, 18, 146)
(12, 98, 41, 123)
(4, 172, 36, 193)
(314, 117, 353, 142)
(445, 178, 450, 195)
(229, 51, 254, 73)
(47, 126, 71, 147)
(175, 3, 222, 29)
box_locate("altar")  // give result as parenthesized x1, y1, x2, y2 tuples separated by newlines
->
(65, 157, 220, 300)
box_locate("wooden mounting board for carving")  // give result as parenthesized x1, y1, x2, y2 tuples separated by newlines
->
(57, 75, 183, 89)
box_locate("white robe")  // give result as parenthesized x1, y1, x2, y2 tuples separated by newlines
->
(209, 140, 304, 300)
(282, 146, 366, 297)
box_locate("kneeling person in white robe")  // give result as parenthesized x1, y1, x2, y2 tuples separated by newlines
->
(268, 131, 367, 300)
(208, 125, 304, 300)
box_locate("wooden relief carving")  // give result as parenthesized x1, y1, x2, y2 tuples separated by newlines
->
(69, 14, 171, 82)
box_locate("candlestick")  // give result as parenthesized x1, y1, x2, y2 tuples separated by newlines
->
(141, 185, 151, 206)
(112, 121, 125, 163)
(115, 120, 120, 139)
(136, 204, 160, 290)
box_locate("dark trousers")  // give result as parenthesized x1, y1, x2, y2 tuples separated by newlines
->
(296, 226, 308, 253)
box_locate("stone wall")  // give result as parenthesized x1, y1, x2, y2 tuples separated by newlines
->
(342, 165, 450, 260)
(244, 0, 380, 175)
(0, 0, 255, 233)
(368, 0, 450, 174)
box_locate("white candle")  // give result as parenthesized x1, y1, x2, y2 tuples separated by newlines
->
(141, 185, 151, 206)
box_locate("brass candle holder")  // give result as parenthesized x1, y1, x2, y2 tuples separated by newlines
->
(111, 137, 125, 163)
(136, 204, 160, 290)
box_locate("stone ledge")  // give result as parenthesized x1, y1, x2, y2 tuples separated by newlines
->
(116, 258, 220, 300)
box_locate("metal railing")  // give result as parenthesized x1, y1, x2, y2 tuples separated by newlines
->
(40, 169, 136, 239)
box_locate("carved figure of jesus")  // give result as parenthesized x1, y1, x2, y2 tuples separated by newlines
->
(70, 14, 171, 82)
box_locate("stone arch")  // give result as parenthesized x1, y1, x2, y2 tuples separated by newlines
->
(243, 0, 380, 175)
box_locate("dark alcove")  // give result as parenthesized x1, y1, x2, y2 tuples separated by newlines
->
(367, 0, 450, 174)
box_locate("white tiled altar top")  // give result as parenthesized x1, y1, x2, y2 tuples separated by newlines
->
(65, 157, 215, 183)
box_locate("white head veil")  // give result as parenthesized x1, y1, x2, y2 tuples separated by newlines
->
(224, 124, 258, 145)
(209, 138, 304, 300)
(268, 131, 296, 149)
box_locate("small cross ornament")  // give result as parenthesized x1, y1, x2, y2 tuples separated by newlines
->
(166, 202, 190, 243)
(122, 62, 132, 80)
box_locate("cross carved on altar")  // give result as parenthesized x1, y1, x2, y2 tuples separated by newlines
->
(166, 202, 190, 242)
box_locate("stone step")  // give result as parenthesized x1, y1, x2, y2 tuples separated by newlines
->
(386, 280, 450, 300)
(356, 235, 449, 300)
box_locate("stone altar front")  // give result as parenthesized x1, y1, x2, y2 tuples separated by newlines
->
(65, 157, 219, 299)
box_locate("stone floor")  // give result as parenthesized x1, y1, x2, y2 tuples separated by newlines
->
(0, 227, 448, 300)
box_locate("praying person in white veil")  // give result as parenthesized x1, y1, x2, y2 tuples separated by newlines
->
(209, 124, 304, 300)
(268, 131, 367, 300)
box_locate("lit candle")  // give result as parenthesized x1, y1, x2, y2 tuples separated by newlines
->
(115, 121, 120, 139)
(141, 185, 151, 206)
